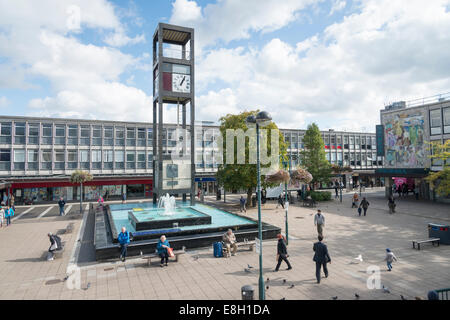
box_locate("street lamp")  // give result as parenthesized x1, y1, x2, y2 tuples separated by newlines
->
(246, 111, 272, 301)
(279, 154, 290, 245)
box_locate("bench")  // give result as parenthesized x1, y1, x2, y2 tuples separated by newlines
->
(235, 240, 255, 251)
(412, 238, 440, 250)
(302, 198, 317, 208)
(141, 249, 186, 266)
(65, 223, 75, 234)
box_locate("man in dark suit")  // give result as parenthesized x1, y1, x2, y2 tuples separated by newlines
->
(313, 235, 331, 283)
(274, 234, 292, 272)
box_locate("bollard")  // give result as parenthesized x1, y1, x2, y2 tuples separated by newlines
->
(241, 285, 254, 300)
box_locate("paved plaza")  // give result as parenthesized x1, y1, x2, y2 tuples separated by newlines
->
(0, 188, 449, 300)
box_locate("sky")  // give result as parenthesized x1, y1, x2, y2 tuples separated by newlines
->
(1, 0, 450, 133)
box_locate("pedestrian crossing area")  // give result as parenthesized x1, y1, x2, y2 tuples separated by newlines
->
(7, 203, 90, 221)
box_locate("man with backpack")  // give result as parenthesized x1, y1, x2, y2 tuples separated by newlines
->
(47, 232, 62, 261)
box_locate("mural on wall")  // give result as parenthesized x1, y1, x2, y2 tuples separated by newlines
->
(383, 110, 426, 168)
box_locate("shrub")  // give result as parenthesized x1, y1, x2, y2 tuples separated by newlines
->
(307, 191, 332, 202)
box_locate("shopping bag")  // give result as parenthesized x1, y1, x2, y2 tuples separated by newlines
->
(167, 247, 175, 258)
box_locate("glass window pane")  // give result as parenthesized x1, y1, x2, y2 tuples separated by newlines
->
(43, 124, 52, 137)
(115, 151, 124, 162)
(80, 150, 89, 162)
(104, 150, 113, 162)
(15, 123, 25, 136)
(42, 150, 52, 162)
(68, 125, 78, 137)
(55, 150, 65, 162)
(14, 149, 25, 162)
(81, 126, 90, 137)
(104, 127, 113, 138)
(1, 123, 11, 136)
(55, 125, 65, 137)
(126, 152, 135, 162)
(172, 64, 190, 75)
(29, 124, 39, 136)
(27, 150, 39, 162)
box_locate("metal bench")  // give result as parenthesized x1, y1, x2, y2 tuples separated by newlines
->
(412, 238, 440, 250)
(141, 249, 186, 266)
(302, 198, 317, 208)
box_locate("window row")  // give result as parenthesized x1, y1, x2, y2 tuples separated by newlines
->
(430, 107, 450, 135)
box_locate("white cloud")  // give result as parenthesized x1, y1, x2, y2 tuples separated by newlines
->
(182, 0, 450, 131)
(0, 0, 153, 121)
(329, 0, 346, 16)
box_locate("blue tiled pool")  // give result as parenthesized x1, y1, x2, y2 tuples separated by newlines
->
(109, 202, 257, 235)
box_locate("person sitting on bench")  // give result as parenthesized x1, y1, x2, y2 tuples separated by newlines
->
(47, 232, 62, 261)
(157, 235, 171, 267)
(223, 229, 237, 257)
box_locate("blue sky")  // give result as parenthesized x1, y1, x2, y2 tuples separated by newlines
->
(1, 0, 450, 132)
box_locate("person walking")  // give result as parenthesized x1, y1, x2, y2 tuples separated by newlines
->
(397, 184, 402, 198)
(10, 194, 15, 211)
(222, 229, 237, 257)
(0, 204, 4, 228)
(157, 235, 171, 267)
(58, 197, 66, 216)
(274, 234, 292, 272)
(359, 197, 370, 216)
(351, 193, 359, 208)
(239, 196, 247, 213)
(334, 182, 339, 199)
(47, 232, 62, 261)
(121, 193, 127, 204)
(313, 235, 331, 283)
(276, 194, 285, 209)
(118, 227, 131, 262)
(5, 205, 14, 226)
(414, 185, 419, 200)
(384, 248, 398, 271)
(388, 195, 396, 214)
(314, 210, 325, 237)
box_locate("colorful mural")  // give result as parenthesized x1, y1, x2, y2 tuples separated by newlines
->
(383, 110, 426, 168)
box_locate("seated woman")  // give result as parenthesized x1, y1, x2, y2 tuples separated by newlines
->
(157, 235, 171, 267)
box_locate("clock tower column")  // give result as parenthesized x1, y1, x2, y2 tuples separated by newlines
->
(152, 23, 196, 205)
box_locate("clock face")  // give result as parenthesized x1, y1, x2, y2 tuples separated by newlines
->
(172, 74, 191, 93)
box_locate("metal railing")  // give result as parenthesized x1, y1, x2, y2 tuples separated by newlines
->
(435, 288, 450, 300)
(405, 92, 450, 108)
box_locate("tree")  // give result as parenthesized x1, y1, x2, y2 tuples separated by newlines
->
(216, 110, 288, 208)
(300, 123, 332, 188)
(70, 170, 93, 213)
(425, 140, 450, 197)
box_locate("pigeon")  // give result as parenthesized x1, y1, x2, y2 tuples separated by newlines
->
(247, 264, 254, 269)
(193, 255, 199, 261)
(288, 284, 295, 289)
(400, 295, 407, 300)
(354, 254, 363, 262)
(332, 296, 338, 300)
(283, 279, 287, 284)
(266, 285, 269, 290)
(83, 282, 91, 291)
(266, 277, 270, 282)
(244, 268, 251, 273)
(355, 293, 360, 299)
(280, 297, 286, 300)
(63, 275, 69, 281)
(415, 296, 422, 300)
(382, 285, 390, 294)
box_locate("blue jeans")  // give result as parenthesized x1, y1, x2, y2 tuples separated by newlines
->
(59, 207, 64, 216)
(387, 261, 392, 270)
(6, 216, 11, 226)
(120, 244, 128, 259)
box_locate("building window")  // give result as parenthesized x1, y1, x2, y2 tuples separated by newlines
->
(54, 150, 65, 169)
(148, 153, 153, 169)
(91, 150, 101, 169)
(67, 150, 78, 169)
(28, 124, 39, 145)
(14, 122, 26, 144)
(147, 128, 153, 141)
(27, 149, 39, 170)
(55, 124, 65, 145)
(126, 151, 135, 169)
(104, 150, 113, 169)
(115, 127, 124, 146)
(430, 109, 442, 135)
(137, 151, 146, 169)
(0, 149, 11, 170)
(115, 150, 124, 169)
(444, 107, 450, 134)
(0, 122, 12, 144)
(104, 126, 113, 146)
(126, 128, 136, 146)
(41, 150, 52, 170)
(80, 125, 90, 146)
(68, 125, 78, 145)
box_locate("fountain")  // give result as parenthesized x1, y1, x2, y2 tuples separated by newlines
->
(158, 193, 177, 216)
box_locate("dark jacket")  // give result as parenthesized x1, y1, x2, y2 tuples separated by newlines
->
(49, 235, 62, 251)
(277, 238, 288, 256)
(58, 199, 66, 208)
(313, 241, 331, 263)
(360, 199, 370, 209)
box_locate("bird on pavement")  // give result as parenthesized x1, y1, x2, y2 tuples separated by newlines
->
(355, 293, 360, 299)
(244, 268, 251, 273)
(354, 254, 363, 262)
(382, 285, 390, 294)
(266, 285, 269, 290)
(280, 297, 286, 300)
(400, 295, 407, 300)
(283, 279, 287, 284)
(288, 284, 295, 289)
(83, 282, 91, 291)
(247, 264, 254, 269)
(332, 296, 338, 300)
(193, 255, 199, 261)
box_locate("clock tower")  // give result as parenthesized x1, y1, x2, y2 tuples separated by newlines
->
(152, 23, 195, 205)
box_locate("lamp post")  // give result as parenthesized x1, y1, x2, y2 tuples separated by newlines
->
(246, 111, 272, 301)
(280, 154, 290, 245)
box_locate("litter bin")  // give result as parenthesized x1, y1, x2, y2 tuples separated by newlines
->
(428, 223, 450, 244)
(241, 285, 254, 300)
(252, 196, 256, 207)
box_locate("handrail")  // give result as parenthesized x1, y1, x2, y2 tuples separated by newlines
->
(435, 288, 450, 300)
(404, 92, 450, 108)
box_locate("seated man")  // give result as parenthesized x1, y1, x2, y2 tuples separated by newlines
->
(222, 229, 237, 257)
(47, 232, 62, 261)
